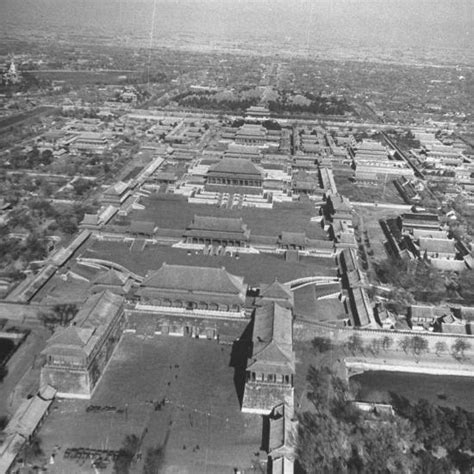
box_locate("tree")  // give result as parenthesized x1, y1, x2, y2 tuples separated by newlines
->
(113, 434, 140, 474)
(22, 435, 45, 466)
(398, 336, 412, 353)
(347, 333, 364, 354)
(434, 341, 448, 357)
(369, 338, 381, 355)
(311, 336, 333, 353)
(142, 444, 165, 474)
(297, 411, 350, 473)
(451, 338, 471, 361)
(411, 336, 429, 356)
(381, 336, 393, 352)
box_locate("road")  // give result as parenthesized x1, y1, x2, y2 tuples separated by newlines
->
(381, 131, 424, 179)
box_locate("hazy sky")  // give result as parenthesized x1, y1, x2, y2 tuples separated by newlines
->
(1, 0, 472, 61)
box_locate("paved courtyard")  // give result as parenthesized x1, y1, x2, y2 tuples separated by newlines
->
(38, 334, 263, 473)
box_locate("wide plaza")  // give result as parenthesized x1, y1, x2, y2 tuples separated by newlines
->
(38, 334, 263, 473)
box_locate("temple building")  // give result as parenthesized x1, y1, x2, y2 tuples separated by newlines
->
(206, 158, 264, 188)
(235, 124, 268, 145)
(40, 291, 125, 399)
(136, 264, 248, 314)
(242, 302, 295, 414)
(183, 215, 251, 247)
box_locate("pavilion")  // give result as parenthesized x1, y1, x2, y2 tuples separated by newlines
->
(183, 215, 251, 247)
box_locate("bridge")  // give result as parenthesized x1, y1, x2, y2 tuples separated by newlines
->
(76, 258, 144, 283)
(286, 276, 340, 291)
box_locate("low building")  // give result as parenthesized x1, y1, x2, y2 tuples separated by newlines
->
(278, 232, 307, 251)
(242, 302, 295, 414)
(418, 237, 457, 259)
(401, 213, 440, 233)
(183, 215, 251, 247)
(40, 291, 125, 399)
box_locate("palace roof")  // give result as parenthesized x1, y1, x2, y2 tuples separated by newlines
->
(248, 302, 295, 374)
(184, 215, 250, 241)
(140, 264, 246, 296)
(259, 280, 294, 308)
(207, 158, 263, 177)
(42, 291, 124, 359)
(92, 269, 128, 287)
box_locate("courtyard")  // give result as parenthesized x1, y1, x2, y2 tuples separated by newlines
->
(38, 334, 263, 473)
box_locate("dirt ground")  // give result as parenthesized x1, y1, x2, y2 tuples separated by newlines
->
(38, 334, 264, 473)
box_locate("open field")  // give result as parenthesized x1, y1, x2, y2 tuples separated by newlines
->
(128, 195, 326, 238)
(39, 334, 263, 473)
(80, 240, 338, 285)
(333, 170, 405, 205)
(294, 283, 345, 322)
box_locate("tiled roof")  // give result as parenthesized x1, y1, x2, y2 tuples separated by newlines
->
(259, 280, 294, 306)
(279, 232, 306, 246)
(419, 237, 456, 254)
(42, 291, 124, 358)
(208, 158, 263, 177)
(248, 302, 295, 373)
(188, 215, 246, 233)
(92, 269, 128, 287)
(141, 264, 246, 295)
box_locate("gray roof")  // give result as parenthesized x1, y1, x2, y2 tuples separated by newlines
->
(248, 302, 295, 374)
(140, 264, 246, 296)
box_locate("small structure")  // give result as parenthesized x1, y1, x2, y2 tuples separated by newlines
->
(129, 220, 156, 237)
(242, 302, 295, 414)
(278, 232, 307, 251)
(40, 291, 125, 399)
(183, 215, 250, 247)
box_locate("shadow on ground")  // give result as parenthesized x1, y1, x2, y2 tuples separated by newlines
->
(229, 320, 253, 407)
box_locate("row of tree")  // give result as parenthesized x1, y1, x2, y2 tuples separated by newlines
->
(345, 333, 471, 361)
